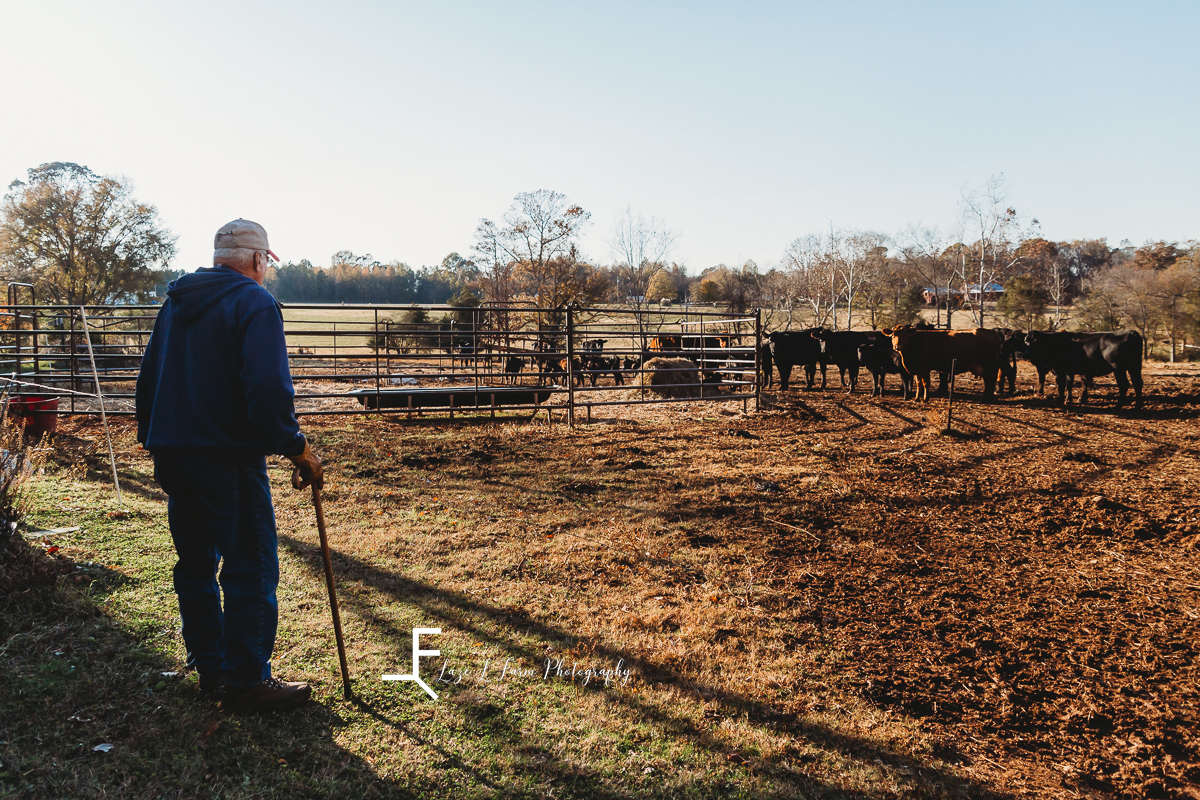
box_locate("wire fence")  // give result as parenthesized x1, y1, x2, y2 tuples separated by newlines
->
(0, 301, 762, 425)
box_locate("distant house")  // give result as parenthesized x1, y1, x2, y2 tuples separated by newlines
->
(965, 283, 1004, 303)
(923, 283, 1004, 307)
(922, 286, 961, 307)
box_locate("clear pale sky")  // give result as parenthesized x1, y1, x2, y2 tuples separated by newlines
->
(1, 1, 1196, 275)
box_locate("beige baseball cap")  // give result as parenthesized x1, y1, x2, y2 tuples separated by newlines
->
(214, 218, 279, 261)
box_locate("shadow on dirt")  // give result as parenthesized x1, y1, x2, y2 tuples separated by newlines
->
(281, 533, 1010, 799)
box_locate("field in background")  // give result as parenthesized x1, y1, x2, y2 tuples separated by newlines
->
(2, 362, 1199, 798)
(282, 307, 381, 353)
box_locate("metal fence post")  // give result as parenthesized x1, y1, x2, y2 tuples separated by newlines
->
(12, 305, 19, 377)
(373, 308, 381, 409)
(31, 306, 39, 383)
(566, 307, 576, 428)
(81, 307, 122, 503)
(754, 308, 762, 412)
(473, 320, 480, 392)
(69, 313, 77, 414)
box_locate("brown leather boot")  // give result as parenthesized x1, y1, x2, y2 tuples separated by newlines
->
(220, 676, 312, 712)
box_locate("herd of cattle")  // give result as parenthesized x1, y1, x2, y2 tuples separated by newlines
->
(504, 335, 742, 388)
(502, 339, 639, 387)
(488, 325, 1146, 410)
(766, 324, 1145, 408)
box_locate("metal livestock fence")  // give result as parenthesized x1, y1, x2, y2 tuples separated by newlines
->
(0, 299, 763, 426)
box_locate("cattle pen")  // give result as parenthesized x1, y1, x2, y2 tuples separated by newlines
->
(0, 301, 762, 426)
(5, 293, 1200, 798)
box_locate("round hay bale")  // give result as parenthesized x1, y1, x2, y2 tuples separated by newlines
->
(639, 357, 701, 398)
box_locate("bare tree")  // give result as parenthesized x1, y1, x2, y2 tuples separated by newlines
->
(1047, 250, 1071, 328)
(609, 207, 677, 304)
(608, 206, 678, 346)
(838, 231, 888, 330)
(759, 267, 804, 331)
(858, 251, 916, 330)
(1157, 255, 1200, 361)
(471, 190, 591, 306)
(897, 225, 957, 328)
(957, 175, 1024, 326)
(783, 228, 893, 330)
(472, 218, 517, 304)
(1084, 265, 1159, 355)
(782, 233, 834, 327)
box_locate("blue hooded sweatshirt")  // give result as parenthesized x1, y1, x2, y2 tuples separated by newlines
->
(135, 266, 305, 458)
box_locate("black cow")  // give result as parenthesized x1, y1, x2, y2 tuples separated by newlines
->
(812, 329, 888, 393)
(767, 329, 826, 391)
(993, 329, 1024, 394)
(452, 339, 476, 368)
(563, 356, 588, 387)
(1024, 330, 1144, 408)
(579, 354, 604, 386)
(759, 342, 773, 388)
(582, 355, 625, 387)
(857, 341, 912, 399)
(604, 356, 625, 386)
(994, 329, 1056, 395)
(538, 356, 564, 385)
(988, 328, 1053, 395)
(681, 335, 731, 351)
(503, 356, 525, 384)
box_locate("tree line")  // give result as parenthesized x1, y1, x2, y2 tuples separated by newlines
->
(2, 164, 1198, 359)
(264, 252, 476, 305)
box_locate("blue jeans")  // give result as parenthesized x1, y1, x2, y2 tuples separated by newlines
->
(153, 450, 278, 688)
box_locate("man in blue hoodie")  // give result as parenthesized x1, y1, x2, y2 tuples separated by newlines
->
(136, 218, 322, 712)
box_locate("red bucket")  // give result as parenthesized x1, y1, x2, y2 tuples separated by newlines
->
(8, 395, 60, 435)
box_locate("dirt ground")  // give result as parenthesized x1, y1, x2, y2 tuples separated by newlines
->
(535, 362, 1198, 796)
(47, 360, 1200, 798)
(747, 364, 1200, 797)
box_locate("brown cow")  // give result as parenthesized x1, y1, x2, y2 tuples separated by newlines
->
(889, 327, 1003, 402)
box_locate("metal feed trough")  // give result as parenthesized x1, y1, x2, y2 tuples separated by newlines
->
(347, 385, 560, 413)
(0, 294, 762, 426)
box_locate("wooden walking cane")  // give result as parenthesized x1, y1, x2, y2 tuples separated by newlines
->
(311, 484, 353, 700)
